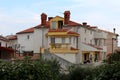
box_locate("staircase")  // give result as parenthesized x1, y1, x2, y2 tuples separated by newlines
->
(42, 49, 74, 69)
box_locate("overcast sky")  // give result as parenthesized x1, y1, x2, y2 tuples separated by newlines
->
(0, 0, 120, 45)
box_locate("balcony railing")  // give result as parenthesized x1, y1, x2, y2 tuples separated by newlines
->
(50, 43, 70, 49)
(49, 43, 78, 53)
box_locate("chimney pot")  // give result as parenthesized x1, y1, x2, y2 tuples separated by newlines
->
(41, 13, 47, 26)
(82, 22, 87, 26)
(64, 11, 70, 25)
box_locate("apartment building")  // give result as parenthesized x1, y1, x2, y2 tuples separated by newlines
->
(7, 11, 119, 64)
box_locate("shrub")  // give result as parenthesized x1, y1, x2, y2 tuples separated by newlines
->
(0, 58, 61, 80)
(68, 66, 93, 80)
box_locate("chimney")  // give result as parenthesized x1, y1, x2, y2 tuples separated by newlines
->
(48, 17, 53, 21)
(64, 11, 70, 25)
(82, 22, 87, 26)
(41, 13, 47, 26)
(113, 28, 116, 34)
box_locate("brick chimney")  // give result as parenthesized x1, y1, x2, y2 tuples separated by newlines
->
(41, 13, 47, 26)
(64, 11, 70, 25)
(82, 22, 87, 26)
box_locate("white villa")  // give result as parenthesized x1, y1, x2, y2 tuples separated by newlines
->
(7, 11, 119, 64)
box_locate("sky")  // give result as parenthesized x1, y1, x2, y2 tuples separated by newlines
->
(0, 0, 120, 45)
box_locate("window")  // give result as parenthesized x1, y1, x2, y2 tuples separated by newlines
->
(51, 21, 56, 29)
(95, 39, 98, 45)
(58, 20, 63, 29)
(51, 37, 55, 44)
(90, 31, 92, 34)
(103, 39, 106, 46)
(27, 35, 30, 39)
(84, 38, 86, 43)
(62, 38, 65, 43)
(90, 40, 92, 44)
(85, 29, 86, 33)
(73, 37, 76, 44)
(69, 37, 71, 43)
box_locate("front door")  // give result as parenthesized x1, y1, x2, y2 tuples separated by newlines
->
(84, 53, 89, 61)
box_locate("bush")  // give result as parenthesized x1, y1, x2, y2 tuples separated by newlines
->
(95, 62, 120, 80)
(68, 66, 93, 80)
(0, 58, 61, 80)
(108, 50, 120, 64)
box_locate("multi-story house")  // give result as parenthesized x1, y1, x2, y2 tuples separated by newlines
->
(8, 11, 119, 64)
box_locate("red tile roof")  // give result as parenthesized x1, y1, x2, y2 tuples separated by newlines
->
(0, 35, 8, 41)
(16, 16, 81, 34)
(35, 21, 50, 28)
(70, 47, 79, 50)
(67, 31, 79, 35)
(16, 27, 34, 34)
(48, 29, 79, 36)
(68, 21, 81, 26)
(8, 35, 17, 40)
(0, 46, 14, 52)
(99, 29, 118, 36)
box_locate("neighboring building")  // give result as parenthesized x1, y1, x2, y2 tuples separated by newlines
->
(7, 11, 119, 64)
(0, 35, 14, 59)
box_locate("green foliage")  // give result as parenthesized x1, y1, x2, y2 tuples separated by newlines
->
(0, 55, 120, 80)
(68, 66, 93, 80)
(0, 58, 61, 80)
(95, 62, 120, 80)
(108, 51, 120, 64)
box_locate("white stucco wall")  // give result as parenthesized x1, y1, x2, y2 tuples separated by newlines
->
(33, 28, 48, 53)
(0, 40, 7, 47)
(17, 33, 34, 52)
(78, 27, 94, 44)
(7, 40, 18, 48)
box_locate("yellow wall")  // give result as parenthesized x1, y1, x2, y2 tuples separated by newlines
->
(50, 16, 64, 29)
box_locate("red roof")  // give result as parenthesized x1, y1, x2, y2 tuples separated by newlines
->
(0, 35, 8, 41)
(16, 16, 81, 34)
(99, 29, 118, 36)
(35, 21, 50, 28)
(67, 31, 79, 35)
(68, 21, 81, 26)
(0, 46, 14, 52)
(16, 27, 34, 34)
(70, 47, 79, 50)
(8, 35, 17, 40)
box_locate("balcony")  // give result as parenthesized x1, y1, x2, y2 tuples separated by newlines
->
(49, 43, 79, 53)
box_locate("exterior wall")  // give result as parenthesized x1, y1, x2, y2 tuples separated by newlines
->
(33, 28, 48, 53)
(55, 53, 76, 63)
(7, 40, 18, 49)
(48, 36, 77, 49)
(17, 33, 34, 53)
(0, 40, 7, 47)
(106, 33, 118, 54)
(78, 27, 94, 44)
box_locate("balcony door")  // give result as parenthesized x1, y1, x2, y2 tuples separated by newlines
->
(51, 37, 55, 44)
